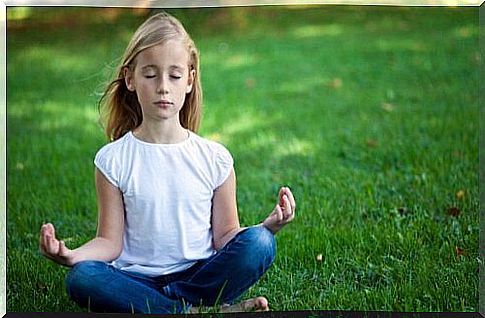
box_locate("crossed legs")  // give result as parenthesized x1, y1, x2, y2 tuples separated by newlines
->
(65, 225, 276, 314)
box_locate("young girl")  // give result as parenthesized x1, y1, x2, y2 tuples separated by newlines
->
(39, 12, 295, 314)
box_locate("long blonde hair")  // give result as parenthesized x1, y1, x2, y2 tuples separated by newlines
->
(99, 12, 203, 141)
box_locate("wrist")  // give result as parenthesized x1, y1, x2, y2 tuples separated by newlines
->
(261, 221, 278, 235)
(64, 250, 79, 267)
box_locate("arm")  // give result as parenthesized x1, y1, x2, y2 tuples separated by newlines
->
(211, 168, 297, 251)
(211, 168, 244, 251)
(39, 168, 125, 267)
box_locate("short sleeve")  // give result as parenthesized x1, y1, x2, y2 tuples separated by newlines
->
(94, 145, 120, 188)
(214, 144, 234, 189)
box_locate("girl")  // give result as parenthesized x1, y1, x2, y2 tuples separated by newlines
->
(39, 12, 295, 314)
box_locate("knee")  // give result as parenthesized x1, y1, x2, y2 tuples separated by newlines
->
(65, 260, 107, 299)
(245, 225, 276, 253)
(238, 225, 276, 268)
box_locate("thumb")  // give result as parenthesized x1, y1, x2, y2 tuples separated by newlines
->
(58, 240, 69, 256)
(274, 204, 283, 222)
(278, 188, 285, 206)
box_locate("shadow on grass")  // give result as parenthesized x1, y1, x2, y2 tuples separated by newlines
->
(6, 5, 480, 312)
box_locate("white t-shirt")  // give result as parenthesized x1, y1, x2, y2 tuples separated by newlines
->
(94, 130, 233, 277)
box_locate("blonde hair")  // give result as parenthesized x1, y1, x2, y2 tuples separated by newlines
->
(99, 12, 202, 141)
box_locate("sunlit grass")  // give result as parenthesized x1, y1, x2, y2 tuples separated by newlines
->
(7, 5, 479, 313)
(292, 24, 343, 38)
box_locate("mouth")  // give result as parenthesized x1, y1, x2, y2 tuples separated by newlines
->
(154, 100, 173, 107)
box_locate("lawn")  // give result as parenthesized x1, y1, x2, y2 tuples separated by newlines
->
(6, 5, 480, 312)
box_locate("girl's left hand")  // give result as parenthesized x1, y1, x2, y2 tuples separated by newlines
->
(39, 223, 75, 266)
(263, 187, 296, 234)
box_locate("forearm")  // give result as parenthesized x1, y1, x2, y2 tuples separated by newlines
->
(69, 236, 122, 266)
(214, 226, 246, 251)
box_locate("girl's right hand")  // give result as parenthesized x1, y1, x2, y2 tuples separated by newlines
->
(262, 187, 296, 234)
(39, 223, 75, 267)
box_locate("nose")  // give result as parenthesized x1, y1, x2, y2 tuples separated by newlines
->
(156, 76, 169, 94)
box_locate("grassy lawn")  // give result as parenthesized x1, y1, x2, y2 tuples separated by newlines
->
(6, 6, 479, 312)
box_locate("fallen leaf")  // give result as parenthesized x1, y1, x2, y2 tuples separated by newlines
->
(365, 139, 378, 148)
(446, 206, 461, 217)
(456, 190, 465, 200)
(381, 102, 395, 112)
(455, 246, 465, 257)
(245, 78, 256, 89)
(316, 254, 323, 262)
(328, 78, 342, 89)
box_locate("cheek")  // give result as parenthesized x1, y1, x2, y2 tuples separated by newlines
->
(136, 84, 151, 97)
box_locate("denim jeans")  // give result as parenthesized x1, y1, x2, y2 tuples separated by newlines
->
(65, 225, 276, 314)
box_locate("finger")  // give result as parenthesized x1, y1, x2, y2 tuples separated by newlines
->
(283, 195, 292, 219)
(48, 223, 56, 240)
(284, 187, 296, 212)
(58, 240, 68, 257)
(45, 223, 53, 231)
(45, 234, 58, 255)
(40, 227, 50, 253)
(285, 204, 296, 223)
(274, 204, 283, 222)
(44, 234, 53, 253)
(278, 187, 285, 207)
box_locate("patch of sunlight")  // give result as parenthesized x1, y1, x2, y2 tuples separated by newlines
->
(201, 105, 265, 145)
(377, 39, 427, 52)
(203, 48, 257, 70)
(6, 7, 32, 21)
(36, 100, 99, 132)
(273, 137, 313, 158)
(242, 131, 313, 159)
(222, 109, 265, 137)
(292, 24, 342, 39)
(7, 104, 27, 118)
(453, 25, 478, 39)
(243, 132, 276, 152)
(278, 76, 326, 94)
(225, 54, 255, 68)
(19, 46, 92, 74)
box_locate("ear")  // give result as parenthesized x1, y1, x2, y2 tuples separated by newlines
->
(186, 69, 195, 94)
(123, 66, 136, 92)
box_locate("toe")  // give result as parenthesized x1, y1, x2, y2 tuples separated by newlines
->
(254, 297, 269, 311)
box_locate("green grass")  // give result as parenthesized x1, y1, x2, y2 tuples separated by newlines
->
(7, 6, 479, 312)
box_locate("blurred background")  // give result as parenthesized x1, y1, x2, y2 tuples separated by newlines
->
(6, 5, 480, 312)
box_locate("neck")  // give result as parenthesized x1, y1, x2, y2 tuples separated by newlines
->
(133, 120, 188, 144)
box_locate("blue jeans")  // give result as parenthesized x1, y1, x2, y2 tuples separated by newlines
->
(65, 225, 276, 314)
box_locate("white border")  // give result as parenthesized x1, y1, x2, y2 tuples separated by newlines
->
(1, 1, 6, 317)
(3, 0, 482, 316)
(2, 0, 485, 7)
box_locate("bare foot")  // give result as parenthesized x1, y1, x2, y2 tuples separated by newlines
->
(220, 297, 269, 313)
(188, 296, 269, 314)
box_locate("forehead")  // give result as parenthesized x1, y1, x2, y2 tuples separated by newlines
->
(135, 40, 189, 68)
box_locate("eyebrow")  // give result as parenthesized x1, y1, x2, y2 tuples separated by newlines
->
(140, 64, 185, 71)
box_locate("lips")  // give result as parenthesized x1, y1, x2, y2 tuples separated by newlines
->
(154, 100, 173, 107)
